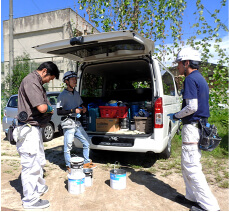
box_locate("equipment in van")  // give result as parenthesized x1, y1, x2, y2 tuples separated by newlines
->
(198, 119, 221, 151)
(33, 30, 181, 159)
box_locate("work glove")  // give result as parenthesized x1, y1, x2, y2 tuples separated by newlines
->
(172, 113, 180, 121)
(46, 105, 54, 113)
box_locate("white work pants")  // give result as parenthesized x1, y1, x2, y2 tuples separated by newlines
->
(16, 126, 46, 207)
(181, 124, 220, 211)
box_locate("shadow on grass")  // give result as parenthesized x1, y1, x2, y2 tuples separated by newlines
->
(127, 167, 186, 206)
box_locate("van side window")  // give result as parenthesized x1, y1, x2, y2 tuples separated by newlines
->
(81, 73, 103, 97)
(161, 68, 175, 96)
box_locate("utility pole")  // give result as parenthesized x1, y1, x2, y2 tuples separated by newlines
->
(9, 0, 14, 87)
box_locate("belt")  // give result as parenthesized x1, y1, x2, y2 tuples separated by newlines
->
(61, 116, 80, 121)
(183, 142, 198, 145)
(182, 118, 208, 125)
(18, 121, 40, 128)
(182, 120, 199, 125)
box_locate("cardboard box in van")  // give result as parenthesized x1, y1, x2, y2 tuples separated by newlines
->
(96, 118, 120, 132)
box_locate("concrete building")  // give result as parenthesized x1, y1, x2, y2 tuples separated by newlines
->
(2, 8, 99, 91)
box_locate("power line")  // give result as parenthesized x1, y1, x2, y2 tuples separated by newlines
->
(203, 5, 229, 32)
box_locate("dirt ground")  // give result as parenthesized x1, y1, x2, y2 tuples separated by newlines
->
(1, 129, 229, 211)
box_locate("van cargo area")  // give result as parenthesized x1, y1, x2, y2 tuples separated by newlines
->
(79, 58, 155, 138)
(34, 30, 180, 156)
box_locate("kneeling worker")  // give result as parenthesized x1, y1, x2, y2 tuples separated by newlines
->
(57, 71, 96, 172)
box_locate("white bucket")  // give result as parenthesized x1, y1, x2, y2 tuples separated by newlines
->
(68, 172, 85, 195)
(83, 168, 93, 187)
(110, 169, 126, 190)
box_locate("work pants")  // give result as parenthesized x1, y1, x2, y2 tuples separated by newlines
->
(16, 126, 46, 207)
(63, 124, 90, 167)
(181, 124, 220, 211)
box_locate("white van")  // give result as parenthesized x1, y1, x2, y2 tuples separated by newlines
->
(34, 30, 181, 158)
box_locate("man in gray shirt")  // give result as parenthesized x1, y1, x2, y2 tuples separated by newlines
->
(57, 71, 96, 173)
(16, 62, 59, 209)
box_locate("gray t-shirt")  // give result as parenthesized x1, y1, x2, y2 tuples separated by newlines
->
(18, 70, 52, 127)
(57, 89, 83, 117)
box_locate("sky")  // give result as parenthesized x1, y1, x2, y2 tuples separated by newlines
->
(1, 0, 228, 66)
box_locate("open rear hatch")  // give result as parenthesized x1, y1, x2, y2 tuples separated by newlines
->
(33, 30, 154, 62)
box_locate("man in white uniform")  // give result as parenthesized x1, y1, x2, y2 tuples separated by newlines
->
(15, 61, 59, 209)
(173, 48, 220, 211)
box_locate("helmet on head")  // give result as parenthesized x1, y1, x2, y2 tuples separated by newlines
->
(175, 47, 201, 63)
(63, 71, 77, 82)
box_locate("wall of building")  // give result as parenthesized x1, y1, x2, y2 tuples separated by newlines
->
(3, 8, 99, 91)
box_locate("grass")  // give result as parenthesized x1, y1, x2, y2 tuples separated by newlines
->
(202, 109, 229, 158)
(171, 108, 228, 159)
(219, 180, 229, 188)
(146, 108, 229, 187)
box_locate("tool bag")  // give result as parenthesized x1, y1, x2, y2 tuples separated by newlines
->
(8, 124, 16, 145)
(7, 113, 32, 145)
(60, 117, 76, 129)
(198, 119, 222, 151)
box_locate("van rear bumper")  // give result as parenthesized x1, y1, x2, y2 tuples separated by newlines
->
(73, 134, 168, 153)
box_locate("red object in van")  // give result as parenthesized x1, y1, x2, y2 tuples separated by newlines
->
(99, 106, 128, 118)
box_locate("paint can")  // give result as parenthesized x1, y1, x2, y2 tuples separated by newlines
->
(70, 156, 84, 170)
(83, 168, 93, 187)
(110, 162, 126, 190)
(68, 171, 85, 195)
(68, 156, 85, 194)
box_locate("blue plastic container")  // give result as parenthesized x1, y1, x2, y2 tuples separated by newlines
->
(131, 105, 139, 119)
(88, 108, 99, 131)
(109, 103, 118, 106)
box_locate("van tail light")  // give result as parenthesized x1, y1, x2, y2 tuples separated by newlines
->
(154, 97, 163, 128)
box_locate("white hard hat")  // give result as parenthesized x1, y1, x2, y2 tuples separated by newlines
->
(63, 71, 78, 82)
(175, 47, 201, 62)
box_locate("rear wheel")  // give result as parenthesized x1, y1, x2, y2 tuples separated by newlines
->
(42, 123, 54, 142)
(159, 129, 172, 159)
